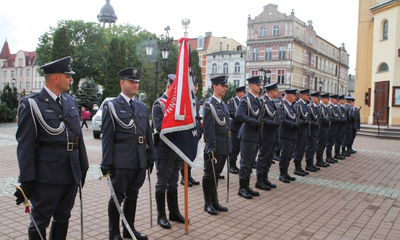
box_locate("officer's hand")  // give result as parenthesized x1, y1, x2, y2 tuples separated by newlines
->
(81, 169, 88, 188)
(207, 151, 216, 161)
(271, 122, 281, 128)
(293, 123, 300, 129)
(14, 181, 33, 206)
(100, 165, 113, 176)
(196, 115, 203, 121)
(255, 121, 262, 129)
(147, 158, 155, 174)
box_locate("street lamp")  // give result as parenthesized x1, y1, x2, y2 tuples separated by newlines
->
(11, 77, 16, 89)
(318, 80, 324, 92)
(145, 26, 173, 103)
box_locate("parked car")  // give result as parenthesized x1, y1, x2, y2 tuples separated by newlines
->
(92, 97, 115, 139)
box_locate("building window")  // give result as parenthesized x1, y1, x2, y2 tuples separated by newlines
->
(277, 70, 285, 84)
(20, 70, 22, 77)
(26, 81, 30, 90)
(383, 20, 388, 40)
(265, 47, 272, 61)
(34, 81, 37, 89)
(327, 81, 330, 93)
(278, 46, 286, 60)
(316, 56, 318, 69)
(234, 62, 240, 73)
(3, 82, 6, 88)
(273, 25, 280, 36)
(212, 63, 217, 74)
(259, 26, 266, 37)
(19, 82, 22, 90)
(307, 75, 311, 89)
(314, 77, 318, 90)
(3, 71, 6, 78)
(11, 70, 14, 77)
(251, 70, 258, 77)
(26, 69, 31, 77)
(324, 60, 326, 71)
(296, 26, 299, 37)
(197, 36, 204, 49)
(252, 47, 259, 61)
(39, 81, 42, 89)
(308, 53, 312, 66)
(18, 58, 23, 66)
(234, 80, 239, 86)
(378, 63, 389, 72)
(223, 63, 228, 74)
(328, 62, 331, 74)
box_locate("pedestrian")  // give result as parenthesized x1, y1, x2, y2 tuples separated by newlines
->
(14, 56, 89, 240)
(100, 67, 155, 240)
(152, 74, 186, 229)
(80, 106, 90, 129)
(202, 75, 231, 215)
(91, 103, 99, 119)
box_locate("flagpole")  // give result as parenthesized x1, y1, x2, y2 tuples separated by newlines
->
(184, 161, 189, 234)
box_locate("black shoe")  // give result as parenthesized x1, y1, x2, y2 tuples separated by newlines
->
(302, 169, 309, 175)
(279, 168, 290, 183)
(255, 174, 271, 191)
(316, 161, 329, 167)
(210, 179, 228, 212)
(305, 165, 317, 172)
(167, 189, 186, 223)
(349, 149, 357, 153)
(294, 162, 306, 176)
(155, 192, 171, 229)
(238, 179, 253, 199)
(263, 173, 276, 188)
(334, 155, 345, 160)
(181, 178, 192, 187)
(122, 199, 148, 240)
(294, 168, 306, 176)
(341, 148, 350, 156)
(326, 158, 335, 164)
(229, 166, 239, 174)
(203, 178, 218, 215)
(271, 159, 276, 164)
(218, 174, 225, 179)
(188, 171, 200, 185)
(285, 168, 296, 181)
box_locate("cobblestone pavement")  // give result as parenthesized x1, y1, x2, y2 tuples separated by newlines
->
(1, 123, 400, 239)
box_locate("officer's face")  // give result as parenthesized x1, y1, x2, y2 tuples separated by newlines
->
(194, 84, 198, 94)
(321, 98, 329, 104)
(213, 83, 227, 98)
(237, 91, 246, 99)
(121, 79, 139, 98)
(301, 93, 310, 102)
(250, 83, 261, 95)
(331, 98, 338, 104)
(312, 97, 320, 105)
(268, 89, 278, 98)
(56, 73, 73, 92)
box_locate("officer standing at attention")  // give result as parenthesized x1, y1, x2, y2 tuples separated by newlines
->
(202, 76, 231, 215)
(101, 67, 155, 240)
(236, 76, 263, 199)
(337, 95, 348, 158)
(256, 82, 280, 190)
(305, 92, 322, 172)
(152, 74, 186, 228)
(179, 77, 201, 187)
(293, 89, 311, 176)
(278, 89, 300, 183)
(342, 96, 357, 156)
(349, 103, 360, 154)
(14, 56, 89, 240)
(315, 93, 331, 168)
(325, 95, 340, 164)
(227, 85, 246, 174)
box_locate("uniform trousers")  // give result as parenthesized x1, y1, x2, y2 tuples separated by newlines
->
(256, 141, 276, 174)
(305, 135, 318, 161)
(155, 158, 180, 192)
(239, 140, 259, 180)
(29, 182, 78, 231)
(111, 168, 146, 202)
(336, 129, 345, 151)
(229, 130, 240, 163)
(326, 130, 338, 155)
(316, 133, 329, 156)
(294, 135, 308, 163)
(342, 128, 352, 148)
(203, 153, 227, 179)
(279, 138, 296, 168)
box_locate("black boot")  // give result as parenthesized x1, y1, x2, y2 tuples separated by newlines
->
(122, 199, 148, 240)
(279, 167, 290, 183)
(108, 201, 123, 240)
(188, 170, 200, 185)
(341, 147, 350, 157)
(49, 222, 68, 240)
(167, 189, 186, 223)
(285, 167, 296, 181)
(294, 161, 306, 176)
(334, 148, 345, 160)
(211, 179, 228, 211)
(346, 146, 353, 155)
(28, 229, 46, 240)
(349, 146, 357, 153)
(229, 160, 239, 174)
(316, 155, 329, 167)
(246, 179, 260, 196)
(180, 170, 192, 187)
(155, 192, 171, 229)
(263, 172, 276, 188)
(238, 178, 253, 199)
(203, 177, 218, 215)
(326, 151, 336, 163)
(305, 159, 317, 172)
(255, 173, 271, 190)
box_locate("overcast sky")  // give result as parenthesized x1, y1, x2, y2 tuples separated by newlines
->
(0, 0, 359, 74)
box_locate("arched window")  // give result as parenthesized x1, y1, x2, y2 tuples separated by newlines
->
(273, 25, 280, 36)
(234, 62, 240, 73)
(383, 20, 388, 40)
(223, 63, 229, 74)
(259, 26, 266, 37)
(378, 63, 389, 72)
(212, 63, 217, 74)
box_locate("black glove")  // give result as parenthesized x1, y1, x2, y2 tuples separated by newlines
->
(255, 121, 262, 129)
(147, 158, 155, 174)
(81, 169, 88, 188)
(311, 121, 320, 127)
(270, 122, 281, 128)
(14, 181, 33, 206)
(196, 115, 203, 121)
(100, 165, 114, 176)
(293, 123, 300, 129)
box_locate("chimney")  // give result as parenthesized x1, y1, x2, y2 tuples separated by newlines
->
(205, 32, 212, 37)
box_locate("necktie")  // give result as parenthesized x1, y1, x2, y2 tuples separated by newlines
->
(56, 97, 62, 111)
(129, 99, 135, 112)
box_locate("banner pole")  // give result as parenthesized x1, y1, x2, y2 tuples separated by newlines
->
(184, 161, 189, 234)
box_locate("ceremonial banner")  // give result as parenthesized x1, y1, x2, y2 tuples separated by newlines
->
(160, 38, 198, 167)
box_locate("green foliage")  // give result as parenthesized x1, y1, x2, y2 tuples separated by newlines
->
(0, 102, 15, 123)
(138, 63, 168, 108)
(76, 79, 101, 110)
(0, 83, 18, 122)
(191, 49, 203, 98)
(51, 27, 72, 60)
(204, 83, 237, 104)
(102, 38, 124, 100)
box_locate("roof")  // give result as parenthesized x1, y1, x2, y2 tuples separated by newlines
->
(0, 40, 11, 59)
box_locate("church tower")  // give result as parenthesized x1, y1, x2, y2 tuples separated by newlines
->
(97, 0, 117, 27)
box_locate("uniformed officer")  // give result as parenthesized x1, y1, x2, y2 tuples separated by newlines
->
(227, 85, 247, 174)
(278, 89, 300, 183)
(305, 92, 322, 172)
(342, 96, 357, 156)
(101, 67, 155, 240)
(293, 89, 311, 176)
(315, 93, 331, 168)
(336, 95, 348, 158)
(349, 104, 360, 153)
(152, 74, 186, 228)
(179, 77, 201, 186)
(256, 82, 280, 190)
(326, 95, 340, 164)
(235, 76, 263, 199)
(14, 56, 89, 240)
(202, 76, 232, 215)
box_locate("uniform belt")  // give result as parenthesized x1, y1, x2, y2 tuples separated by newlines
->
(216, 132, 231, 137)
(38, 141, 78, 151)
(114, 137, 145, 144)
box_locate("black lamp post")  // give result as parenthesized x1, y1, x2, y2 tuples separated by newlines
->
(145, 26, 174, 103)
(318, 80, 324, 92)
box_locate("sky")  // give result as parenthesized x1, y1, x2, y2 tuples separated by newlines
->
(0, 0, 359, 74)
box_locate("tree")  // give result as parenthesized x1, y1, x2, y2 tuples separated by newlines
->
(0, 83, 19, 122)
(102, 38, 124, 100)
(138, 62, 167, 108)
(76, 79, 101, 110)
(51, 26, 72, 60)
(204, 83, 237, 104)
(191, 49, 203, 99)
